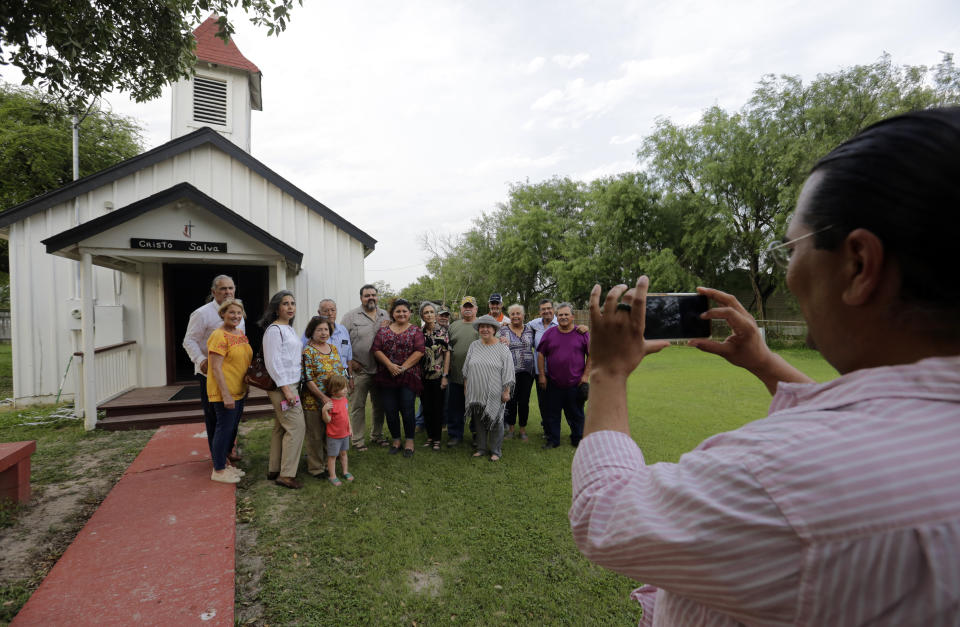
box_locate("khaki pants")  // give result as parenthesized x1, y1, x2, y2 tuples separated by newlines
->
(349, 371, 384, 447)
(267, 389, 305, 478)
(303, 408, 327, 476)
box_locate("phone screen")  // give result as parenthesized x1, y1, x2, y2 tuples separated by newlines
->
(644, 293, 710, 340)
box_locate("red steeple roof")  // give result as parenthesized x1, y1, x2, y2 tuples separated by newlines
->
(193, 15, 260, 74)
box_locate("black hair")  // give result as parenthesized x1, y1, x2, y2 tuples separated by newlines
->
(538, 299, 553, 307)
(259, 290, 296, 328)
(304, 316, 334, 341)
(388, 298, 411, 321)
(359, 284, 377, 298)
(806, 107, 960, 311)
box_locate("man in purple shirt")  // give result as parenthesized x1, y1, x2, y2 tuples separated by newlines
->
(571, 109, 960, 625)
(537, 302, 590, 448)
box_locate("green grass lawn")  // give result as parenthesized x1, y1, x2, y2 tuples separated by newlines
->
(0, 343, 12, 400)
(236, 346, 837, 625)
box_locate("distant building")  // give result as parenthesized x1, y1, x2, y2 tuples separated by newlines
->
(0, 17, 375, 426)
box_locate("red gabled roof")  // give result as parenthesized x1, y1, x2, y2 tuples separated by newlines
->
(193, 15, 260, 74)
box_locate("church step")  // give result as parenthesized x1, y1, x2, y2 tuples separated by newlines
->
(96, 403, 276, 431)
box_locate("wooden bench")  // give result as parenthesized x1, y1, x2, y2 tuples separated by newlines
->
(0, 441, 37, 504)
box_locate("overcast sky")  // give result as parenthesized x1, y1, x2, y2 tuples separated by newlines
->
(7, 1, 958, 290)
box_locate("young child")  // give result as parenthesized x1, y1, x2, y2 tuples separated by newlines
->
(322, 373, 353, 486)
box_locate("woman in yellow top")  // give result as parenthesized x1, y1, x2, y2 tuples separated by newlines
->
(207, 298, 253, 484)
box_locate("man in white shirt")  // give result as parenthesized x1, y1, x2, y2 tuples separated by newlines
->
(182, 275, 245, 456)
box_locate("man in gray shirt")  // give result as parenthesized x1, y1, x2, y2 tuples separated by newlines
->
(446, 296, 479, 447)
(342, 284, 389, 450)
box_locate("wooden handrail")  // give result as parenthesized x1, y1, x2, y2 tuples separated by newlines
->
(73, 340, 137, 357)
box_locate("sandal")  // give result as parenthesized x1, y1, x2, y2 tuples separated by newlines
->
(343, 473, 354, 482)
(490, 455, 500, 462)
(388, 446, 401, 455)
(422, 439, 434, 448)
(275, 476, 302, 489)
(402, 448, 414, 458)
(328, 476, 343, 487)
(432, 441, 441, 451)
(355, 444, 369, 452)
(472, 451, 483, 458)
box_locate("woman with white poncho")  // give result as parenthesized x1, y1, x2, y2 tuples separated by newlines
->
(463, 314, 515, 461)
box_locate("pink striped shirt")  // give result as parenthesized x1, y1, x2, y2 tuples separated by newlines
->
(570, 355, 960, 626)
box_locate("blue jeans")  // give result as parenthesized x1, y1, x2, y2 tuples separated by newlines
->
(544, 381, 584, 447)
(211, 398, 245, 470)
(199, 374, 218, 454)
(381, 385, 416, 442)
(446, 382, 466, 441)
(504, 371, 534, 428)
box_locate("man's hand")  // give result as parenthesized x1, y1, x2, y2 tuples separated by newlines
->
(588, 277, 670, 380)
(688, 287, 814, 394)
(223, 393, 234, 409)
(501, 388, 511, 403)
(576, 324, 589, 334)
(199, 359, 208, 375)
(687, 287, 771, 371)
(583, 277, 669, 438)
(537, 374, 547, 390)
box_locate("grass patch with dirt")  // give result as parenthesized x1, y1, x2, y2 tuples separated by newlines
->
(234, 346, 837, 625)
(0, 405, 154, 624)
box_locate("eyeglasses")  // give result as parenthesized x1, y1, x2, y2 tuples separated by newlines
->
(765, 225, 834, 269)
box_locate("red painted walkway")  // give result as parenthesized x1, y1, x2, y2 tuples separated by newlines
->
(12, 424, 236, 626)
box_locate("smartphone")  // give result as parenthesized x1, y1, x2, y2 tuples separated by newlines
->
(643, 293, 710, 340)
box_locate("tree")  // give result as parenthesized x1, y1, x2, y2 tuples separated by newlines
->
(0, 0, 301, 111)
(641, 53, 960, 318)
(0, 82, 144, 272)
(555, 172, 698, 302)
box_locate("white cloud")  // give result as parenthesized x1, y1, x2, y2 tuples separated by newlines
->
(553, 53, 590, 69)
(609, 133, 639, 145)
(25, 0, 957, 290)
(525, 56, 546, 73)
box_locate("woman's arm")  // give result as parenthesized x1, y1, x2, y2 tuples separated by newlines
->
(305, 380, 330, 406)
(264, 326, 299, 403)
(440, 350, 451, 390)
(208, 351, 234, 409)
(398, 351, 423, 372)
(374, 350, 403, 376)
(501, 345, 515, 402)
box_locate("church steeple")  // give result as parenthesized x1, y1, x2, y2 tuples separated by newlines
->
(170, 15, 262, 152)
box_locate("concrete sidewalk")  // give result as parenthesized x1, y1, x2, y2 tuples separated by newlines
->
(12, 424, 236, 626)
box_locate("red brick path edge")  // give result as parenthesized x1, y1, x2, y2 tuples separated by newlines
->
(12, 424, 236, 626)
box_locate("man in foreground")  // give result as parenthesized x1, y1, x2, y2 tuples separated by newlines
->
(570, 108, 960, 625)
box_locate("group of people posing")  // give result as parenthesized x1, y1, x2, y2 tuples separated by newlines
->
(182, 281, 591, 489)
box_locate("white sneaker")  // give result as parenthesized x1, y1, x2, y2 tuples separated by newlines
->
(227, 466, 246, 477)
(211, 470, 240, 484)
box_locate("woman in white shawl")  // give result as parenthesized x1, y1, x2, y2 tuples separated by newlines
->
(463, 314, 515, 461)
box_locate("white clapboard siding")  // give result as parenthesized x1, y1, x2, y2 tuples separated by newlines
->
(10, 141, 368, 404)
